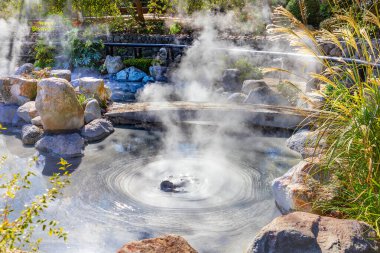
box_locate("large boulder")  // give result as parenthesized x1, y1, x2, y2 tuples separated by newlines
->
(49, 69, 71, 82)
(78, 77, 110, 105)
(117, 235, 198, 253)
(84, 99, 101, 124)
(116, 67, 148, 82)
(272, 161, 322, 213)
(222, 69, 241, 92)
(17, 101, 38, 123)
(14, 63, 34, 76)
(105, 55, 124, 74)
(241, 80, 268, 95)
(35, 78, 84, 132)
(21, 124, 43, 145)
(81, 119, 114, 142)
(247, 212, 379, 253)
(35, 133, 85, 158)
(243, 86, 290, 106)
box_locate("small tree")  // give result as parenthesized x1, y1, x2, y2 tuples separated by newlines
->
(0, 124, 71, 252)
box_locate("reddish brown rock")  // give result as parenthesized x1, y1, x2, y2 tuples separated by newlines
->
(117, 235, 198, 253)
(248, 212, 379, 253)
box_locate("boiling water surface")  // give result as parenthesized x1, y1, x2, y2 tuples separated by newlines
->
(1, 126, 301, 253)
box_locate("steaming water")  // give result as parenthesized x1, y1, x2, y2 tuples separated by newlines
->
(1, 126, 301, 253)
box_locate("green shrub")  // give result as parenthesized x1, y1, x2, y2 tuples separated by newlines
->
(0, 152, 71, 252)
(123, 58, 153, 73)
(232, 58, 264, 83)
(286, 0, 321, 27)
(169, 22, 182, 35)
(34, 40, 55, 69)
(271, 6, 380, 237)
(68, 38, 104, 69)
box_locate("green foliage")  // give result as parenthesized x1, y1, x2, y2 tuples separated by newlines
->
(286, 0, 321, 27)
(320, 1, 333, 20)
(34, 40, 55, 69)
(148, 0, 174, 17)
(123, 58, 153, 73)
(271, 6, 380, 237)
(231, 58, 264, 83)
(76, 93, 88, 108)
(0, 157, 71, 252)
(169, 22, 182, 35)
(66, 30, 105, 69)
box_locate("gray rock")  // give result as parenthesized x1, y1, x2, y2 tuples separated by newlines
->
(105, 55, 124, 74)
(31, 116, 42, 126)
(17, 101, 38, 123)
(241, 80, 268, 95)
(84, 99, 101, 124)
(117, 67, 148, 82)
(297, 92, 325, 110)
(0, 104, 19, 125)
(35, 133, 85, 158)
(157, 48, 168, 66)
(227, 93, 247, 103)
(286, 129, 323, 158)
(49, 70, 71, 82)
(15, 63, 34, 75)
(21, 124, 43, 145)
(36, 77, 84, 132)
(222, 69, 241, 92)
(243, 86, 290, 106)
(272, 161, 321, 213)
(248, 212, 379, 253)
(81, 119, 114, 142)
(149, 66, 168, 82)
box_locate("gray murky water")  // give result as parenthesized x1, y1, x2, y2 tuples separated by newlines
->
(0, 126, 301, 253)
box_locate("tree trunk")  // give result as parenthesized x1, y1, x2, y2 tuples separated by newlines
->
(134, 0, 145, 25)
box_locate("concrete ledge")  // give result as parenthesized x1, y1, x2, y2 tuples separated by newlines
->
(105, 102, 320, 129)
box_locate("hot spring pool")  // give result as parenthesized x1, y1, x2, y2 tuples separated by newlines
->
(1, 126, 301, 253)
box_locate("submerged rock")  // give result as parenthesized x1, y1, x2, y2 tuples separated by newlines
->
(81, 118, 114, 142)
(84, 99, 101, 124)
(160, 180, 175, 192)
(17, 101, 38, 123)
(222, 69, 241, 92)
(35, 133, 85, 158)
(36, 78, 84, 132)
(21, 124, 43, 145)
(248, 212, 379, 253)
(117, 235, 198, 253)
(105, 55, 124, 74)
(15, 63, 34, 76)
